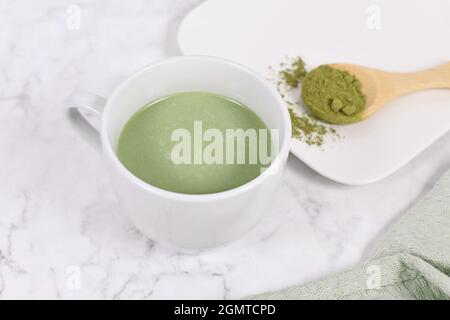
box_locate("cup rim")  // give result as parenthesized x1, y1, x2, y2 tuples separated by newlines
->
(101, 55, 291, 202)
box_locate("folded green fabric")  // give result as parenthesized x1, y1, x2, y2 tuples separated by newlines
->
(248, 170, 450, 300)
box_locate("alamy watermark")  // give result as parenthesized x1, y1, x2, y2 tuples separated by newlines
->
(66, 4, 81, 30)
(170, 121, 279, 172)
(366, 264, 381, 289)
(66, 265, 81, 290)
(366, 5, 381, 30)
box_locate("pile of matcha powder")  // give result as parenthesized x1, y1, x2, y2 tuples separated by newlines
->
(273, 57, 367, 146)
(302, 65, 366, 124)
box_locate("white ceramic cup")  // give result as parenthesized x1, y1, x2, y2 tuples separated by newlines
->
(68, 56, 291, 251)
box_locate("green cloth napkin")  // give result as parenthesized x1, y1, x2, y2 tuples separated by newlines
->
(248, 170, 450, 300)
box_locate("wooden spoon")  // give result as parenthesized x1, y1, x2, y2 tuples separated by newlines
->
(331, 62, 450, 120)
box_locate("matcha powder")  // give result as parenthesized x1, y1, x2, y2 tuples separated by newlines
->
(272, 57, 340, 147)
(280, 58, 307, 88)
(302, 65, 367, 124)
(289, 107, 336, 146)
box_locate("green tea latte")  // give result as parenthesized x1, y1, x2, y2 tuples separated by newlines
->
(117, 92, 273, 194)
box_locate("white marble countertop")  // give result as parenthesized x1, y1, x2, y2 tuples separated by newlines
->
(1, 0, 450, 299)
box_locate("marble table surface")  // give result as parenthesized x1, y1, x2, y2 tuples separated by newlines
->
(1, 0, 450, 299)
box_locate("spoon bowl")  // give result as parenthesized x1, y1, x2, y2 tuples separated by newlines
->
(331, 62, 450, 120)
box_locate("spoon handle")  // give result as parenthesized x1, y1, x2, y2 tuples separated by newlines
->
(386, 62, 450, 96)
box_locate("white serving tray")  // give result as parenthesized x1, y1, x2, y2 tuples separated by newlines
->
(178, 0, 450, 184)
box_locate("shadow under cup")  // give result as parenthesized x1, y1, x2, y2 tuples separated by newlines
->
(101, 56, 291, 251)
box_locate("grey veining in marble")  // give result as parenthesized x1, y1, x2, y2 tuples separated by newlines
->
(1, 0, 450, 299)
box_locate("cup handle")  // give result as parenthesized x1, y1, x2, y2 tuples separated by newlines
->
(66, 90, 107, 149)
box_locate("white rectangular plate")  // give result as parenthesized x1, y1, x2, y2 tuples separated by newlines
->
(178, 0, 450, 185)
